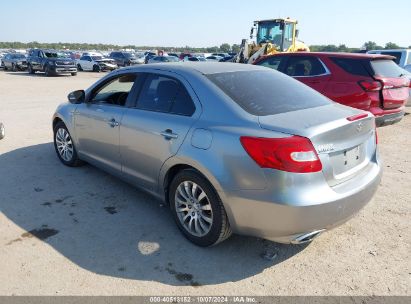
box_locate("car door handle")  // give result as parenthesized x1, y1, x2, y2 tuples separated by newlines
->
(108, 118, 120, 128)
(160, 129, 179, 140)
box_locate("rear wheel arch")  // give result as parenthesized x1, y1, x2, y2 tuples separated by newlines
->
(164, 164, 203, 204)
(163, 163, 223, 204)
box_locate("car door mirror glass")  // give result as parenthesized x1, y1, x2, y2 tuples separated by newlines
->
(68, 90, 85, 104)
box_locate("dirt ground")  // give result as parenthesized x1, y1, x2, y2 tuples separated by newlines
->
(0, 71, 409, 296)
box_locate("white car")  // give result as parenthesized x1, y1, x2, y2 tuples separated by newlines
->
(77, 55, 117, 72)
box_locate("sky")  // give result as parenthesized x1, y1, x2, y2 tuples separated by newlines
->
(0, 0, 410, 48)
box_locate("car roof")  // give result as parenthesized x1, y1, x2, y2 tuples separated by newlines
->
(260, 52, 395, 60)
(119, 62, 268, 75)
(368, 49, 410, 53)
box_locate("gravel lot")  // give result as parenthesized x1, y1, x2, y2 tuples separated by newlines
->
(0, 71, 409, 296)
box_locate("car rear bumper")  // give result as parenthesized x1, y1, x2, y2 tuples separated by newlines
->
(375, 111, 405, 127)
(219, 158, 382, 244)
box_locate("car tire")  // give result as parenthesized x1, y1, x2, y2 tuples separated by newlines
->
(28, 64, 35, 74)
(53, 121, 84, 167)
(169, 169, 232, 247)
(44, 65, 51, 77)
(4, 65, 8, 71)
(92, 65, 100, 72)
(0, 123, 5, 140)
(71, 72, 77, 76)
(77, 64, 83, 71)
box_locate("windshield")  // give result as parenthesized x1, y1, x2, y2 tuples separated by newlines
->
(257, 21, 283, 45)
(44, 52, 67, 58)
(92, 56, 103, 61)
(207, 70, 330, 116)
(124, 53, 136, 59)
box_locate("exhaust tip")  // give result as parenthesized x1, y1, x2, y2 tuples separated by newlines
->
(291, 229, 325, 245)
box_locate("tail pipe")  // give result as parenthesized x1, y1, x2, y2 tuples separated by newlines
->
(291, 229, 326, 245)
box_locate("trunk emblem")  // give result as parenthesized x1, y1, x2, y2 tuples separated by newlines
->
(315, 144, 335, 153)
(357, 122, 363, 132)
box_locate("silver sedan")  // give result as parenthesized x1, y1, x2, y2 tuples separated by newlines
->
(52, 63, 382, 247)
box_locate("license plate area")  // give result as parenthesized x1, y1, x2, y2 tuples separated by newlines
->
(329, 144, 366, 177)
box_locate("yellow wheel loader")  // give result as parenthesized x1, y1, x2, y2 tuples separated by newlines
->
(235, 18, 310, 64)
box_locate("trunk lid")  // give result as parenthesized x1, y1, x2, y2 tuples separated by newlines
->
(258, 104, 377, 187)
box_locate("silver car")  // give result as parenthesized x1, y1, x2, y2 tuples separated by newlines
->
(52, 63, 382, 247)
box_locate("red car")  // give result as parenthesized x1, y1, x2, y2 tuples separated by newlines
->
(254, 52, 410, 127)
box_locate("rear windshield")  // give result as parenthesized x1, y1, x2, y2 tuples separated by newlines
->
(371, 60, 405, 78)
(207, 70, 331, 116)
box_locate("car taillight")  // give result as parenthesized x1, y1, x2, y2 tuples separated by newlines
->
(375, 129, 378, 145)
(240, 136, 322, 173)
(358, 80, 382, 91)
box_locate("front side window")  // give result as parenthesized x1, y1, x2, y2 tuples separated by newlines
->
(283, 56, 327, 77)
(136, 74, 195, 116)
(91, 74, 137, 106)
(255, 56, 283, 70)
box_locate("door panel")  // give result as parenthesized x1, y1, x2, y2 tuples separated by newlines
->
(119, 72, 200, 190)
(74, 104, 125, 172)
(295, 75, 331, 92)
(120, 110, 195, 189)
(73, 73, 139, 173)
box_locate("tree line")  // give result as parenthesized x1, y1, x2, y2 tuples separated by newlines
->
(0, 41, 409, 53)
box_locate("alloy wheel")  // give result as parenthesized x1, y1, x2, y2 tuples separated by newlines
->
(175, 181, 213, 237)
(55, 128, 74, 162)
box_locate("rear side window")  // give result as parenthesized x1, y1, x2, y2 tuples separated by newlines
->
(207, 70, 330, 116)
(283, 56, 327, 76)
(371, 60, 404, 78)
(331, 57, 370, 77)
(136, 74, 195, 116)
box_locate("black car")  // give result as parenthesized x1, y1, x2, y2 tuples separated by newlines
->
(2, 53, 28, 71)
(109, 51, 138, 67)
(144, 52, 157, 64)
(27, 49, 77, 76)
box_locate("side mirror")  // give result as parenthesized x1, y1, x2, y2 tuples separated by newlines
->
(67, 90, 85, 104)
(250, 27, 254, 39)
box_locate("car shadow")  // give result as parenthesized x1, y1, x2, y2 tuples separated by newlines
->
(0, 143, 308, 286)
